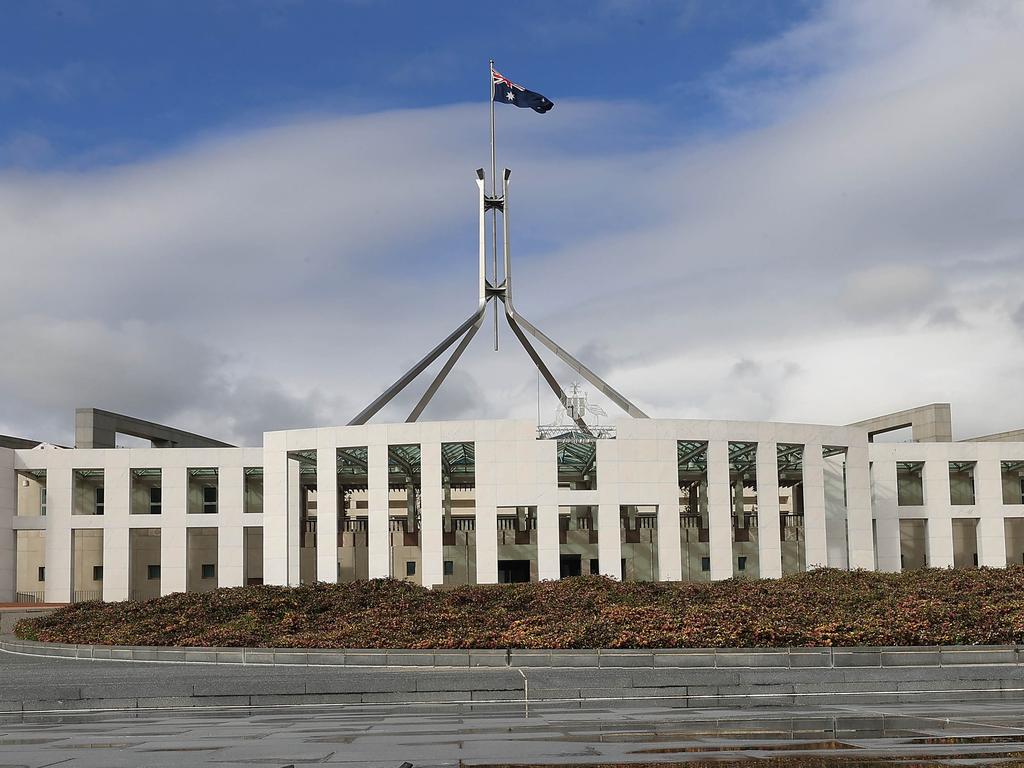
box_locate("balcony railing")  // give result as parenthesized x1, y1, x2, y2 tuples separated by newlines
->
(621, 515, 658, 530)
(497, 516, 537, 531)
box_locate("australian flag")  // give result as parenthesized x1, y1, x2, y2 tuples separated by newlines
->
(492, 69, 554, 113)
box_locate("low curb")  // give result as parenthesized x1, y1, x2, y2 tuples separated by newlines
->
(6, 639, 1024, 713)
(2, 638, 1022, 668)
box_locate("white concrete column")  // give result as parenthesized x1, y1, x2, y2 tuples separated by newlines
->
(535, 439, 559, 581)
(0, 449, 15, 602)
(261, 446, 289, 586)
(218, 466, 245, 588)
(160, 526, 186, 595)
(367, 443, 390, 579)
(977, 516, 1007, 567)
(845, 444, 874, 570)
(707, 440, 732, 580)
(160, 466, 187, 595)
(923, 459, 953, 568)
(218, 524, 244, 588)
(102, 527, 129, 601)
(975, 456, 1004, 509)
(823, 457, 848, 569)
(976, 456, 1007, 567)
(316, 446, 338, 583)
(474, 440, 498, 584)
(597, 503, 622, 579)
(536, 503, 559, 581)
(45, 466, 72, 603)
(420, 442, 443, 587)
(802, 443, 828, 569)
(596, 441, 622, 579)
(98, 463, 129, 600)
(755, 441, 782, 578)
(287, 458, 301, 584)
(870, 458, 902, 572)
(657, 439, 682, 582)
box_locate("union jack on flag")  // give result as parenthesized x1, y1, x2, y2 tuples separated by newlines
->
(492, 69, 554, 113)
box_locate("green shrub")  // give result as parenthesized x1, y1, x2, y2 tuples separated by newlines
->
(15, 568, 1024, 649)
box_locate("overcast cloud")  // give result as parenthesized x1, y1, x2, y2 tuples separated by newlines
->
(1, 0, 1022, 445)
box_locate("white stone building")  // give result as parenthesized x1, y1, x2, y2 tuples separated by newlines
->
(2, 402, 1023, 603)
(2, 167, 1022, 603)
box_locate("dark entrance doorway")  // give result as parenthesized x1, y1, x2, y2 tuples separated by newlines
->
(498, 559, 531, 583)
(559, 554, 582, 578)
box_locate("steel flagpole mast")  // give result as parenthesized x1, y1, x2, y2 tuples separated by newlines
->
(489, 59, 499, 350)
(347, 62, 651, 427)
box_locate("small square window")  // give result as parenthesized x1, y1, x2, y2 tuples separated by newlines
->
(93, 565, 103, 581)
(700, 557, 710, 572)
(149, 486, 162, 514)
(37, 566, 45, 582)
(737, 556, 747, 572)
(443, 560, 454, 576)
(147, 564, 161, 580)
(202, 563, 216, 579)
(406, 561, 416, 576)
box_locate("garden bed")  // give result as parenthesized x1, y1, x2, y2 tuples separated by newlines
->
(14, 568, 1024, 649)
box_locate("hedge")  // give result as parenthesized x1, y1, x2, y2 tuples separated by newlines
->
(15, 568, 1024, 649)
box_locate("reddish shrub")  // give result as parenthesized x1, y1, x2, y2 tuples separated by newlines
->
(15, 568, 1024, 649)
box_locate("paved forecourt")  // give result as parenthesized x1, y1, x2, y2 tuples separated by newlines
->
(6, 695, 1024, 768)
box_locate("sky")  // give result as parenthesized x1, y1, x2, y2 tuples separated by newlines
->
(1, 0, 1022, 446)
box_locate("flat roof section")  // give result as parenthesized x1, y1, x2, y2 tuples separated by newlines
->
(74, 407, 234, 449)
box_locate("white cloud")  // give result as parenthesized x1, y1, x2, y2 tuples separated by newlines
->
(1, 0, 1023, 444)
(840, 264, 941, 319)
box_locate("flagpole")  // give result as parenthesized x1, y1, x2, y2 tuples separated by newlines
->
(489, 59, 498, 351)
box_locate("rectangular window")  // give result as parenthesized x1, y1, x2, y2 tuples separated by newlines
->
(94, 487, 104, 515)
(557, 439, 597, 490)
(40, 488, 46, 516)
(202, 485, 217, 514)
(201, 563, 216, 579)
(897, 462, 924, 506)
(443, 560, 454, 576)
(406, 561, 416, 576)
(590, 558, 600, 575)
(147, 564, 160, 580)
(93, 565, 103, 581)
(38, 566, 45, 582)
(244, 469, 264, 514)
(949, 462, 976, 505)
(149, 486, 162, 515)
(701, 556, 711, 572)
(737, 556, 747, 572)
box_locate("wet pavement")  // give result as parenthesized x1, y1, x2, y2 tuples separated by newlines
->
(4, 699, 1024, 767)
(6, 649, 1024, 766)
